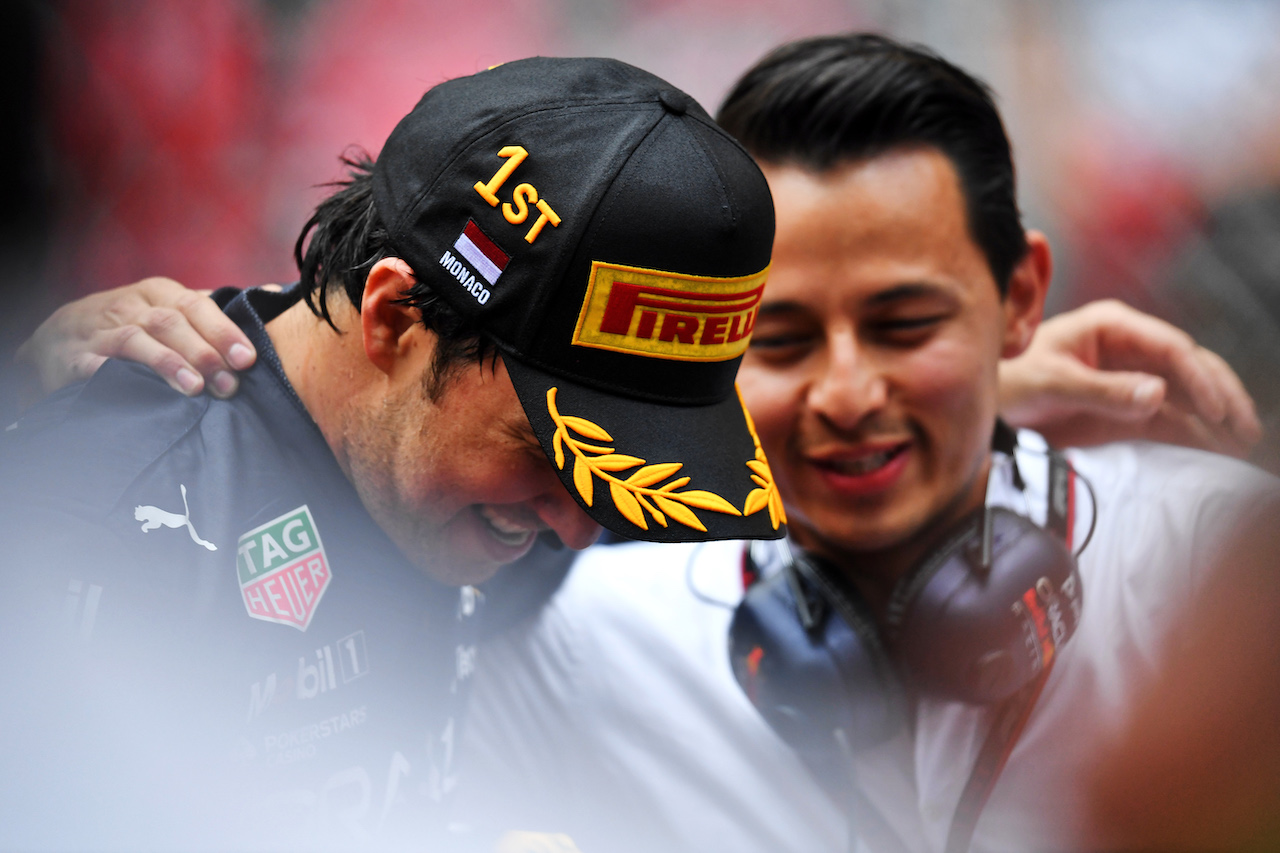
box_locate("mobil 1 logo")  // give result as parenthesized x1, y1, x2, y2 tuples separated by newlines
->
(236, 505, 331, 631)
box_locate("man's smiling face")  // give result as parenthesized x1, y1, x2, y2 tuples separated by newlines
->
(739, 147, 1036, 575)
(343, 350, 601, 586)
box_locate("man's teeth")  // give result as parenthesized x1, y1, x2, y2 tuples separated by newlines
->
(830, 449, 896, 475)
(478, 507, 536, 546)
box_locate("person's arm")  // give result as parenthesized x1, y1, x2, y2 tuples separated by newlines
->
(13, 281, 1264, 455)
(998, 299, 1261, 457)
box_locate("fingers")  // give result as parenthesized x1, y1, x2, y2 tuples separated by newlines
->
(1005, 299, 1264, 456)
(132, 279, 256, 396)
(1050, 363, 1168, 423)
(1197, 348, 1262, 448)
(1087, 304, 1222, 416)
(92, 323, 207, 396)
(143, 303, 245, 396)
(14, 278, 256, 400)
(1090, 308, 1261, 452)
(1141, 404, 1255, 459)
(168, 287, 257, 370)
(65, 352, 109, 385)
(1031, 401, 1242, 456)
(998, 351, 1165, 432)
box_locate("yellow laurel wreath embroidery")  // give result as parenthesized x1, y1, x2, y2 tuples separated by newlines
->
(737, 385, 787, 529)
(546, 388, 742, 532)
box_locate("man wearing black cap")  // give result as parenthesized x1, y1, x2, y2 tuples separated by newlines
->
(0, 57, 782, 851)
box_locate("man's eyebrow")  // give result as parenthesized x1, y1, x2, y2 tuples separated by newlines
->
(758, 284, 953, 316)
(863, 282, 950, 306)
(755, 301, 809, 317)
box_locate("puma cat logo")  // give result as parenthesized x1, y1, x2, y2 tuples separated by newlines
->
(135, 484, 217, 551)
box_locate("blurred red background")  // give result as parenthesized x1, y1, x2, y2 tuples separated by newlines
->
(5, 0, 1280, 455)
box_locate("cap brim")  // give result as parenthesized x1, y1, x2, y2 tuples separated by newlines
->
(505, 356, 786, 543)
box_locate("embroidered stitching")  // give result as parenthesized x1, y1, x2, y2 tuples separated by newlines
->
(738, 386, 786, 529)
(546, 388, 741, 532)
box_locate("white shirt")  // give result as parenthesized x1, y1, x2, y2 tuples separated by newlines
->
(452, 439, 1277, 852)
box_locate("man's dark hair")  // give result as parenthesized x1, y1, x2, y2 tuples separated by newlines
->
(717, 33, 1027, 292)
(294, 151, 496, 396)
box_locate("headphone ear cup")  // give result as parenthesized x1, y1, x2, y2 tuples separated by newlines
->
(730, 568, 906, 768)
(888, 508, 1083, 704)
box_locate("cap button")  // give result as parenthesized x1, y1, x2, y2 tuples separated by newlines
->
(658, 89, 690, 116)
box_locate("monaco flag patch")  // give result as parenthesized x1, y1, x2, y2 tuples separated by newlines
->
(453, 219, 509, 285)
(236, 505, 331, 631)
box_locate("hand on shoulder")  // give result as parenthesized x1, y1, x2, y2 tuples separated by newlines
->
(999, 299, 1261, 456)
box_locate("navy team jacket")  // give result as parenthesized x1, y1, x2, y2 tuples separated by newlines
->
(0, 287, 500, 851)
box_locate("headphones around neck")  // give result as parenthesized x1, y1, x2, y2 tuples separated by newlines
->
(729, 425, 1088, 773)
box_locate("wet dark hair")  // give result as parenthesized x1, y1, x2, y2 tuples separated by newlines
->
(293, 151, 497, 396)
(716, 33, 1027, 292)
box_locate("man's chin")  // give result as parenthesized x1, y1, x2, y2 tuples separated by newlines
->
(413, 543, 521, 586)
(421, 558, 508, 587)
(400, 530, 535, 587)
(792, 503, 933, 561)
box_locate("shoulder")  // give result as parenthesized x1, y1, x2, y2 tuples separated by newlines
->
(8, 358, 209, 441)
(1058, 442, 1279, 649)
(1, 361, 210, 514)
(1066, 441, 1279, 533)
(556, 538, 745, 629)
(542, 539, 747, 713)
(475, 539, 746, 696)
(0, 355, 307, 574)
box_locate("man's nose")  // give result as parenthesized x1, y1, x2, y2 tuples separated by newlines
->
(531, 486, 602, 551)
(807, 334, 887, 431)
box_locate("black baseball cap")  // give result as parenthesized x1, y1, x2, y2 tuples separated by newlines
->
(373, 57, 785, 542)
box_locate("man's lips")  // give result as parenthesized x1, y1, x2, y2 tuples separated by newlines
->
(805, 440, 912, 495)
(475, 504, 542, 548)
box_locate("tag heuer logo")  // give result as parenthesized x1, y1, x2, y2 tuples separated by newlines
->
(236, 506, 331, 631)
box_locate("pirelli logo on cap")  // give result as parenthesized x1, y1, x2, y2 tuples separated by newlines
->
(572, 261, 768, 362)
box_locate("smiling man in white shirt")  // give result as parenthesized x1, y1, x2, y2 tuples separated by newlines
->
(452, 34, 1279, 853)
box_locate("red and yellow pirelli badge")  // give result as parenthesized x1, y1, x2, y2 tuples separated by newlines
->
(572, 261, 769, 361)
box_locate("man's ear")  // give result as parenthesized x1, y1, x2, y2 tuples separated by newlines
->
(360, 258, 422, 375)
(1001, 230, 1052, 359)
